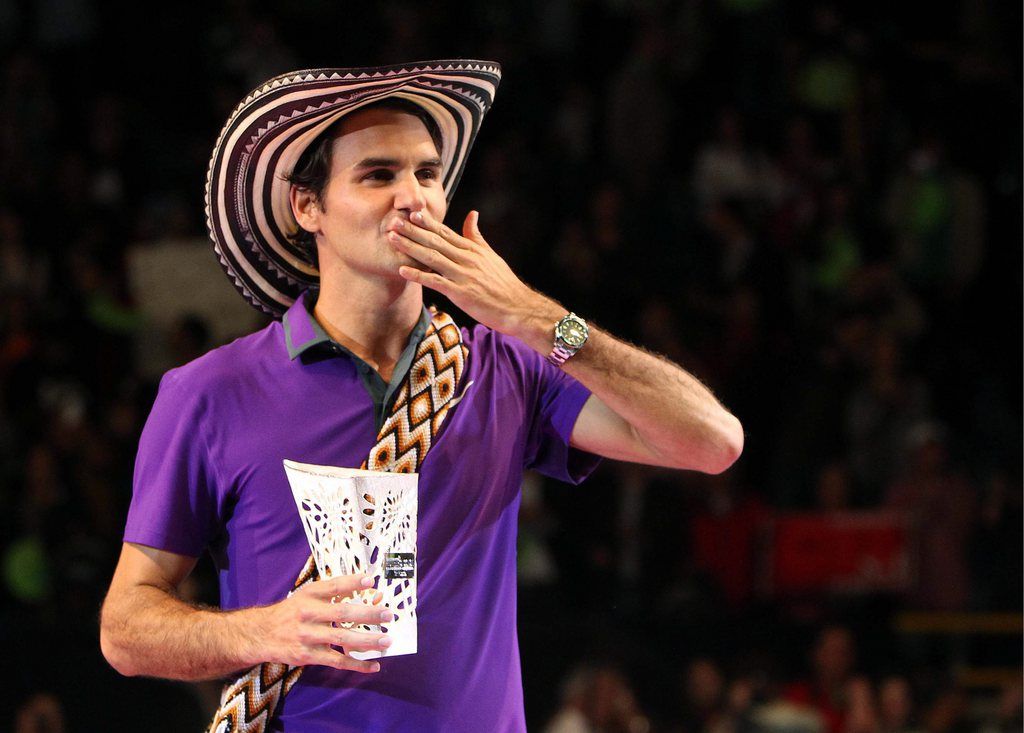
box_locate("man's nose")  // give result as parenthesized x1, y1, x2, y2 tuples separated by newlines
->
(393, 172, 427, 214)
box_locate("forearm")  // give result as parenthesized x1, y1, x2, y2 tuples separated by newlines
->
(386, 209, 743, 471)
(511, 294, 744, 472)
(100, 583, 263, 681)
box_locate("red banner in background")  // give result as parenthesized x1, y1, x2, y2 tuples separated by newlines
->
(763, 512, 913, 595)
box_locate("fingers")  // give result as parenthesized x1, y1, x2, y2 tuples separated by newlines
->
(328, 600, 394, 626)
(308, 648, 383, 674)
(398, 265, 451, 294)
(266, 575, 400, 673)
(388, 231, 457, 276)
(298, 598, 393, 625)
(304, 574, 375, 600)
(391, 213, 472, 262)
(337, 628, 393, 654)
(305, 623, 392, 652)
(300, 586, 394, 626)
(408, 210, 468, 248)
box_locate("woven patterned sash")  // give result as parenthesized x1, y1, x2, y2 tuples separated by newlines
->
(207, 310, 468, 733)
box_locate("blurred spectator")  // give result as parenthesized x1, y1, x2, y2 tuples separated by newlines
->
(0, 291, 40, 395)
(841, 263, 929, 345)
(0, 52, 57, 198)
(606, 22, 673, 194)
(86, 93, 129, 211)
(690, 473, 769, 609)
(884, 132, 987, 300)
(783, 625, 858, 733)
(13, 692, 65, 733)
(814, 460, 852, 512)
(693, 108, 784, 210)
(3, 534, 51, 606)
(549, 82, 596, 168)
(692, 108, 786, 284)
(677, 657, 727, 733)
(919, 687, 968, 733)
(790, 5, 863, 167)
(771, 115, 831, 251)
(551, 216, 602, 319)
(517, 472, 559, 587)
(844, 677, 881, 733)
(749, 699, 826, 733)
(19, 443, 66, 538)
(971, 470, 1024, 610)
(718, 672, 760, 733)
(808, 181, 863, 300)
(884, 422, 975, 611)
(979, 681, 1023, 733)
(845, 328, 931, 496)
(474, 136, 542, 274)
(0, 208, 48, 299)
(544, 664, 650, 733)
(878, 675, 918, 733)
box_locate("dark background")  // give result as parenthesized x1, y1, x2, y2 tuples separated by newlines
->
(1, 1, 1021, 731)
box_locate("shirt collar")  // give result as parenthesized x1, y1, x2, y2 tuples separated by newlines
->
(282, 289, 431, 361)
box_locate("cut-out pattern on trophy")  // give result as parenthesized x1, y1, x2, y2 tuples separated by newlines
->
(284, 460, 418, 659)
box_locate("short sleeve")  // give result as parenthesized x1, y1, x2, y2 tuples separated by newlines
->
(123, 369, 226, 557)
(522, 353, 602, 484)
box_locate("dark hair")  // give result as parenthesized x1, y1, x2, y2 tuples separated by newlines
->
(284, 98, 444, 266)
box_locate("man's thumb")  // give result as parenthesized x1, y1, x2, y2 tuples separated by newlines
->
(464, 210, 483, 241)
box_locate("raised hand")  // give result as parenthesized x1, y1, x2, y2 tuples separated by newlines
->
(387, 209, 553, 337)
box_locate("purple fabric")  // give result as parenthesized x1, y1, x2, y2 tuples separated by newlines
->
(124, 292, 599, 732)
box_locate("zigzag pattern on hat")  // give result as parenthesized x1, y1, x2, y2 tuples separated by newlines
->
(206, 61, 500, 177)
(205, 309, 469, 733)
(233, 62, 500, 118)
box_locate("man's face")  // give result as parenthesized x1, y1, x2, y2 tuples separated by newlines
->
(304, 107, 447, 280)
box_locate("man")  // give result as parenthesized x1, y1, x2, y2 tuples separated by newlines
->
(99, 60, 743, 732)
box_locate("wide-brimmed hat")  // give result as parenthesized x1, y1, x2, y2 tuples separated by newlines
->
(205, 60, 502, 317)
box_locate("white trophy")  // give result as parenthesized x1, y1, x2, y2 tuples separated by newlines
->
(283, 460, 418, 659)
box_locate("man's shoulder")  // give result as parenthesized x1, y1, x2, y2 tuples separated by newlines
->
(461, 322, 540, 365)
(159, 320, 283, 396)
(457, 322, 561, 394)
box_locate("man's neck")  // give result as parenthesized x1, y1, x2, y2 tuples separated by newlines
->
(313, 272, 424, 381)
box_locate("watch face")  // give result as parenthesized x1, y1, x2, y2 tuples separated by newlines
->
(558, 316, 588, 349)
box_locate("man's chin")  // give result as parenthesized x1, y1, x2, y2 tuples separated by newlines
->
(389, 250, 427, 275)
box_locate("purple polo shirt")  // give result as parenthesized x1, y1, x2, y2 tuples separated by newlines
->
(124, 291, 599, 732)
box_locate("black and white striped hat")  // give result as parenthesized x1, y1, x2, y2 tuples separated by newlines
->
(205, 60, 502, 317)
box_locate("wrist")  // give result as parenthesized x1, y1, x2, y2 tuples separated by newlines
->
(504, 294, 564, 354)
(227, 604, 272, 668)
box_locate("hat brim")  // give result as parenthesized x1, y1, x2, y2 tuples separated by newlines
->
(205, 60, 502, 317)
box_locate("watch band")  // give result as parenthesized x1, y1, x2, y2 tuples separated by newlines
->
(546, 345, 575, 367)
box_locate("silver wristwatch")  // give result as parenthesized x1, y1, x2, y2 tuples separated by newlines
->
(546, 312, 589, 366)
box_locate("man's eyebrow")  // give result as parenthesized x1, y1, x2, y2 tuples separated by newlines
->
(354, 157, 442, 169)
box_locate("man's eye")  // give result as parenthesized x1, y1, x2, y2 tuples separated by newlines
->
(417, 169, 439, 181)
(365, 170, 394, 181)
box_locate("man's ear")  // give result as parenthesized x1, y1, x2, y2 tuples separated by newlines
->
(290, 186, 321, 235)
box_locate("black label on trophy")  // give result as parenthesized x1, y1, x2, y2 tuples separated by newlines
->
(384, 552, 415, 579)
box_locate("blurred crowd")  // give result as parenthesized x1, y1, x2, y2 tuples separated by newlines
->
(0, 0, 1020, 731)
(542, 625, 1024, 733)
